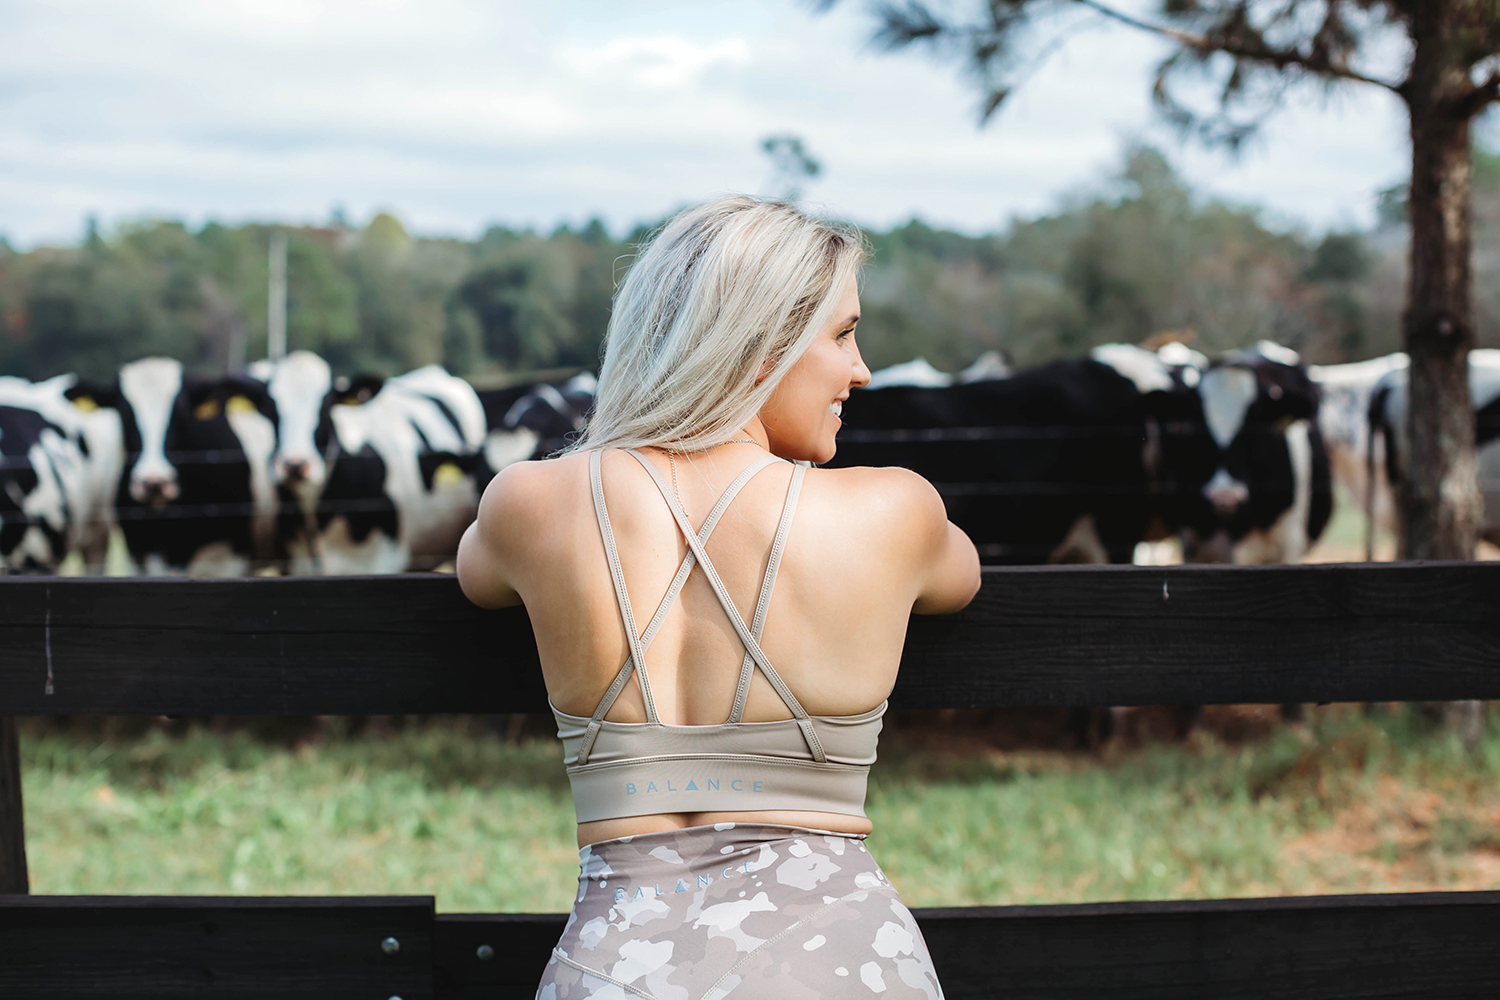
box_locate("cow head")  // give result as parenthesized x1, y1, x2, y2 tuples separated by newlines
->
(1187, 342, 1325, 561)
(260, 351, 338, 499)
(258, 351, 387, 503)
(117, 357, 189, 506)
(112, 358, 278, 509)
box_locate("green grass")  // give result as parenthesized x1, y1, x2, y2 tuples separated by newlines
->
(20, 709, 1500, 911)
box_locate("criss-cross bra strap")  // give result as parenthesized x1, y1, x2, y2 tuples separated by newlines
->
(630, 452, 782, 661)
(589, 449, 655, 722)
(625, 449, 827, 763)
(576, 449, 780, 765)
(728, 463, 806, 723)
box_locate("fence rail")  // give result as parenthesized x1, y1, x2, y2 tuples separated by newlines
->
(0, 564, 1496, 716)
(2, 893, 1499, 999)
(1, 565, 1497, 997)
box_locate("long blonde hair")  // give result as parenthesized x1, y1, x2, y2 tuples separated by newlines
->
(575, 196, 866, 453)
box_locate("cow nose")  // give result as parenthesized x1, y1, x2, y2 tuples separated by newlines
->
(134, 476, 180, 505)
(281, 458, 311, 483)
(1203, 475, 1249, 518)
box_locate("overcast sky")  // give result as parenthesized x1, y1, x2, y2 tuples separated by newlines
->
(0, 0, 1431, 248)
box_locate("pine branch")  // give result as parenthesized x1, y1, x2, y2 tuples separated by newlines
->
(1070, 0, 1402, 93)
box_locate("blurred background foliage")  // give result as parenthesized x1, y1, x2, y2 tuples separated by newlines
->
(6, 141, 1500, 384)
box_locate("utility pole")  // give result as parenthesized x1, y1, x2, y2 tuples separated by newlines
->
(267, 230, 288, 362)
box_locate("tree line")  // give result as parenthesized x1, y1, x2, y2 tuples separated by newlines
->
(4, 143, 1494, 386)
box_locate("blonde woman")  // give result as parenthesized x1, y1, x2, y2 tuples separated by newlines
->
(458, 196, 980, 998)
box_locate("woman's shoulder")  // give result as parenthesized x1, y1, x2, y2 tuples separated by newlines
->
(475, 451, 593, 541)
(488, 448, 588, 497)
(802, 463, 949, 544)
(806, 462, 943, 511)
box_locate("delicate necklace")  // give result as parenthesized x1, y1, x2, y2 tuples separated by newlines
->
(666, 438, 760, 517)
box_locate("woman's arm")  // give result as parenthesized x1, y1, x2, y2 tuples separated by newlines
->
(904, 472, 982, 615)
(855, 466, 981, 616)
(455, 463, 531, 609)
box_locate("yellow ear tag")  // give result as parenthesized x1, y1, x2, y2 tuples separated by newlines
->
(194, 398, 222, 421)
(226, 395, 257, 416)
(433, 462, 467, 488)
(71, 396, 98, 413)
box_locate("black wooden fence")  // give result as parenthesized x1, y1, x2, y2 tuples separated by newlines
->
(0, 564, 1497, 998)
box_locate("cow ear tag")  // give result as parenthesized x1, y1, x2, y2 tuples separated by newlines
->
(194, 398, 222, 421)
(433, 462, 467, 488)
(71, 396, 98, 413)
(226, 395, 257, 416)
(1274, 415, 1296, 433)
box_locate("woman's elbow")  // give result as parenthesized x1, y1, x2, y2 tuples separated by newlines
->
(456, 523, 519, 609)
(914, 533, 981, 615)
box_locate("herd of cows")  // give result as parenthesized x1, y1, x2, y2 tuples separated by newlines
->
(1, 342, 1497, 578)
(0, 352, 593, 575)
(838, 342, 1500, 566)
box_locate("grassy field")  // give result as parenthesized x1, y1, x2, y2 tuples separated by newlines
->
(19, 707, 1500, 912)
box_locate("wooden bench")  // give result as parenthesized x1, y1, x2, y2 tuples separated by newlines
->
(1, 564, 1497, 998)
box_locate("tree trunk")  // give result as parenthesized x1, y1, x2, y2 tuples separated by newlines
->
(1401, 6, 1481, 561)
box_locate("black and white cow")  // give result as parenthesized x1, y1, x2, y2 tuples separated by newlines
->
(315, 365, 490, 573)
(253, 354, 594, 573)
(253, 357, 489, 573)
(1180, 342, 1333, 564)
(94, 357, 280, 576)
(0, 374, 123, 573)
(829, 351, 1189, 564)
(1369, 347, 1500, 548)
(1086, 343, 1220, 557)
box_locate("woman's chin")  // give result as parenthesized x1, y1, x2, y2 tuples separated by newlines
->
(764, 425, 838, 464)
(769, 441, 831, 465)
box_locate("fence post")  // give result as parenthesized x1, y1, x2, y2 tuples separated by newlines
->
(0, 717, 28, 893)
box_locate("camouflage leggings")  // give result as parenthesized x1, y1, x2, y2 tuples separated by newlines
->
(536, 823, 944, 999)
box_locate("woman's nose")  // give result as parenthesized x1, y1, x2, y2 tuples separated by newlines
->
(850, 352, 871, 388)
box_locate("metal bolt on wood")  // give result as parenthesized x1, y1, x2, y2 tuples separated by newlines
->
(476, 943, 494, 961)
(381, 936, 399, 954)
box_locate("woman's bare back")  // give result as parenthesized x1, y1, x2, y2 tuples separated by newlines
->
(459, 442, 977, 844)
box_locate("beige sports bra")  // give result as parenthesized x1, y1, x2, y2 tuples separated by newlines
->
(551, 448, 886, 824)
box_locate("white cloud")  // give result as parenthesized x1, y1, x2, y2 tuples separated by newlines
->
(560, 36, 752, 89)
